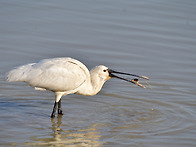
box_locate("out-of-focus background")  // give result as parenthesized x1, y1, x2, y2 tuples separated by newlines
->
(1, 0, 196, 146)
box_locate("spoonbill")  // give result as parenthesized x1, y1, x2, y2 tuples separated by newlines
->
(7, 57, 149, 117)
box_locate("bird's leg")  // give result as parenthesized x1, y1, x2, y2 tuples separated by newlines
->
(58, 99, 63, 115)
(51, 101, 58, 117)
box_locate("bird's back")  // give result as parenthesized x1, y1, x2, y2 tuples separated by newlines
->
(7, 57, 90, 92)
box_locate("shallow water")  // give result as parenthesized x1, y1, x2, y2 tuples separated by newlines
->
(1, 0, 196, 146)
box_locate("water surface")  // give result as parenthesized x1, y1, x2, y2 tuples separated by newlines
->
(0, 0, 196, 146)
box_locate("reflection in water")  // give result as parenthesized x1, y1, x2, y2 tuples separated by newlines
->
(21, 116, 102, 146)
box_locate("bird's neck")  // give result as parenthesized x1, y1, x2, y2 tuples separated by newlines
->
(75, 73, 105, 96)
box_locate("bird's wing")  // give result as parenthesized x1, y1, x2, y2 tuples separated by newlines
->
(25, 58, 89, 92)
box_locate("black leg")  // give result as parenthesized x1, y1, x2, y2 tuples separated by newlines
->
(58, 99, 63, 115)
(51, 101, 58, 118)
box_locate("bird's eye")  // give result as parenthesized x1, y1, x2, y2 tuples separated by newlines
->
(103, 69, 107, 72)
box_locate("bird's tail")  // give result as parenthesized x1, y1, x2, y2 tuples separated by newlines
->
(6, 64, 34, 82)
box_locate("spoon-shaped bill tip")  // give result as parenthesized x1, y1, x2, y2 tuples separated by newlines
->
(131, 79, 146, 88)
(140, 76, 149, 80)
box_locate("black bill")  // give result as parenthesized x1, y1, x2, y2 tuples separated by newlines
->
(108, 69, 149, 88)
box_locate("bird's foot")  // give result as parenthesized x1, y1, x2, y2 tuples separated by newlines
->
(58, 109, 64, 115)
(51, 113, 55, 118)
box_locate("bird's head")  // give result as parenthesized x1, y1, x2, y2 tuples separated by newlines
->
(90, 65, 110, 82)
(91, 65, 149, 88)
(92, 65, 149, 88)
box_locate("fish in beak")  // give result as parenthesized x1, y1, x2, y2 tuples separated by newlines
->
(108, 69, 149, 88)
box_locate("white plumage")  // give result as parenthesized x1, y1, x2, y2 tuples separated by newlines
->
(7, 57, 110, 117)
(7, 57, 149, 117)
(7, 57, 109, 95)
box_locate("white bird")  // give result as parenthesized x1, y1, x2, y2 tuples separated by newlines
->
(7, 57, 149, 117)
